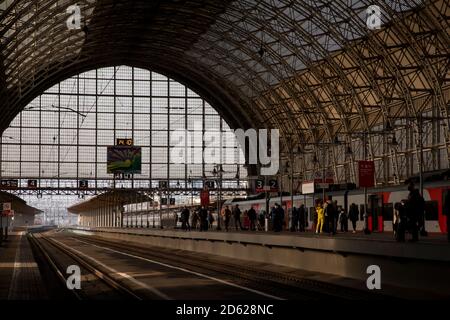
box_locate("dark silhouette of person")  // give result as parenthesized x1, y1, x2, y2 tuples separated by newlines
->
(348, 203, 359, 233)
(298, 205, 306, 232)
(325, 197, 337, 235)
(199, 206, 208, 231)
(247, 206, 257, 231)
(181, 206, 191, 231)
(221, 205, 232, 231)
(290, 207, 299, 231)
(273, 203, 284, 232)
(232, 204, 243, 231)
(394, 201, 407, 242)
(407, 183, 423, 241)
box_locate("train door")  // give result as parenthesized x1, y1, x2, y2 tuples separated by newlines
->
(368, 194, 383, 232)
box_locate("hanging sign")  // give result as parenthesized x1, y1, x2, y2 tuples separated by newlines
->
(359, 161, 375, 188)
(200, 189, 210, 206)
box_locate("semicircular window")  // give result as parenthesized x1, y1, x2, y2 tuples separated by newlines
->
(1, 66, 247, 191)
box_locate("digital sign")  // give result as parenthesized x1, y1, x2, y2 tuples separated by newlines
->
(107, 146, 142, 174)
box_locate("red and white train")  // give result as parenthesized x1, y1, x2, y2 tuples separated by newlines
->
(223, 181, 450, 233)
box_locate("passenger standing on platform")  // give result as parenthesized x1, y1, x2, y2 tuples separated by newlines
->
(208, 211, 215, 229)
(248, 206, 257, 231)
(199, 206, 208, 231)
(339, 207, 348, 232)
(408, 182, 427, 237)
(270, 206, 276, 228)
(349, 203, 359, 234)
(233, 204, 243, 231)
(333, 201, 339, 234)
(407, 183, 422, 242)
(315, 200, 324, 234)
(325, 198, 337, 235)
(298, 204, 306, 232)
(258, 210, 265, 231)
(290, 207, 299, 231)
(444, 191, 450, 243)
(222, 205, 232, 231)
(273, 203, 284, 232)
(323, 200, 329, 233)
(394, 201, 406, 242)
(272, 204, 278, 232)
(181, 206, 190, 231)
(191, 207, 200, 230)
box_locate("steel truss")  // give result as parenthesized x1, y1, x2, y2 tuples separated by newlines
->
(0, 0, 449, 188)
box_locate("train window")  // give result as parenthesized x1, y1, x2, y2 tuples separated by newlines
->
(383, 203, 393, 221)
(424, 201, 438, 221)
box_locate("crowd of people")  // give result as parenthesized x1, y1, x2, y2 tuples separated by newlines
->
(178, 204, 264, 232)
(175, 183, 449, 242)
(313, 196, 348, 236)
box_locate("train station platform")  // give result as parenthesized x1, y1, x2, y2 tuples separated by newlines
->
(68, 226, 450, 298)
(71, 227, 450, 261)
(0, 228, 47, 299)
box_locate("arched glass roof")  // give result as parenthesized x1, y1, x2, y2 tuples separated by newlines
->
(1, 0, 449, 184)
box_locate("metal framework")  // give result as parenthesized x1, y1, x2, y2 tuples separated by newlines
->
(0, 0, 449, 189)
(0, 66, 247, 193)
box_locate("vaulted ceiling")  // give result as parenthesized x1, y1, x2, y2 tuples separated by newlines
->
(1, 0, 449, 155)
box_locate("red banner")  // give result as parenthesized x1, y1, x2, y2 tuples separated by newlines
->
(200, 189, 210, 206)
(359, 161, 375, 188)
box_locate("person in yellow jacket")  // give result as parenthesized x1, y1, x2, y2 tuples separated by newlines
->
(315, 200, 324, 234)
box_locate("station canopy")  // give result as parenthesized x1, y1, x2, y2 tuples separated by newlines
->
(0, 0, 448, 154)
(67, 190, 152, 214)
(0, 191, 43, 215)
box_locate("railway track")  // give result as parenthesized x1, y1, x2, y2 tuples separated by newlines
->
(69, 233, 389, 300)
(28, 232, 143, 300)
